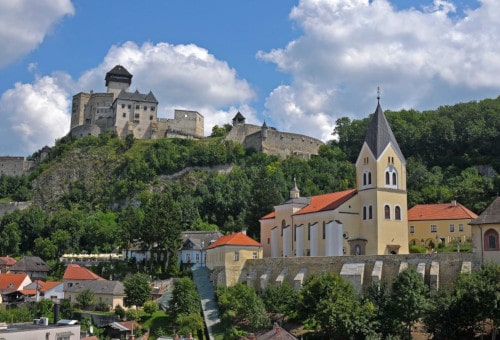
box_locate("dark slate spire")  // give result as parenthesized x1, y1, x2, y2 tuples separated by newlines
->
(105, 65, 132, 86)
(364, 100, 405, 163)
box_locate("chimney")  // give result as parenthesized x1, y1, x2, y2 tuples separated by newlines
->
(451, 200, 457, 207)
(53, 300, 60, 324)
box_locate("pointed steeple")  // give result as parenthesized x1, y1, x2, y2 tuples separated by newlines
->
(290, 177, 300, 199)
(364, 100, 405, 163)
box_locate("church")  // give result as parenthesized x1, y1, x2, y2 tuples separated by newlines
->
(260, 98, 409, 257)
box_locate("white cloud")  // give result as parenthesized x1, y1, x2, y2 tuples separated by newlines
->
(0, 0, 74, 68)
(0, 75, 71, 155)
(258, 0, 500, 141)
(0, 41, 256, 155)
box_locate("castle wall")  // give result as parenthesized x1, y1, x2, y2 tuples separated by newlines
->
(225, 124, 262, 144)
(156, 110, 204, 139)
(231, 252, 475, 293)
(69, 124, 102, 139)
(0, 157, 35, 176)
(0, 202, 31, 218)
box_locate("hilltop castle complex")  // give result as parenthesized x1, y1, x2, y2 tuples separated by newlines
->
(69, 65, 204, 140)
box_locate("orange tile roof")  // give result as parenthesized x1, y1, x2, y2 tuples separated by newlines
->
(21, 280, 62, 296)
(260, 211, 276, 220)
(208, 232, 261, 249)
(0, 257, 16, 266)
(408, 202, 478, 221)
(0, 273, 29, 291)
(295, 189, 357, 215)
(63, 264, 105, 281)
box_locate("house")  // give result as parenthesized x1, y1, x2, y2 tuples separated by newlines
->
(408, 201, 477, 248)
(0, 322, 80, 340)
(206, 231, 262, 286)
(9, 256, 51, 280)
(0, 273, 32, 303)
(0, 257, 16, 273)
(260, 99, 409, 258)
(62, 264, 124, 309)
(21, 280, 64, 301)
(470, 196, 500, 265)
(178, 230, 223, 270)
(64, 280, 125, 309)
(243, 323, 298, 340)
(104, 321, 141, 339)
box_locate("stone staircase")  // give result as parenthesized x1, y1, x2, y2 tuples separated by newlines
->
(192, 267, 220, 340)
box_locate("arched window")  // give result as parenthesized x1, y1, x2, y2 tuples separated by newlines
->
(385, 167, 398, 188)
(395, 206, 401, 220)
(363, 173, 367, 186)
(369, 205, 373, 219)
(484, 229, 499, 251)
(392, 172, 397, 185)
(385, 172, 390, 185)
(384, 205, 391, 219)
(368, 172, 372, 184)
(363, 206, 367, 220)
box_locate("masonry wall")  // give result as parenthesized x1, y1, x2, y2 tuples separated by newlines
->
(0, 157, 35, 176)
(222, 253, 475, 293)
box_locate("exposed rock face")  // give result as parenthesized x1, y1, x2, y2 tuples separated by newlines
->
(31, 148, 120, 210)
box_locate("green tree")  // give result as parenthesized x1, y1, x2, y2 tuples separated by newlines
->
(143, 300, 159, 315)
(0, 222, 21, 256)
(389, 268, 429, 339)
(297, 273, 376, 338)
(35, 299, 54, 318)
(76, 289, 95, 310)
(123, 273, 151, 307)
(175, 313, 204, 337)
(33, 237, 58, 260)
(262, 282, 298, 317)
(169, 277, 200, 315)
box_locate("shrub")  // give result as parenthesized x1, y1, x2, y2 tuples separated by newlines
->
(143, 301, 159, 315)
(114, 304, 125, 320)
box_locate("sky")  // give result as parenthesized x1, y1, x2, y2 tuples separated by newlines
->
(1, 0, 497, 157)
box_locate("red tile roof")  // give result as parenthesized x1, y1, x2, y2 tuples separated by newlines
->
(408, 202, 478, 221)
(21, 280, 62, 296)
(0, 273, 30, 291)
(295, 189, 357, 215)
(208, 232, 261, 249)
(0, 257, 16, 266)
(260, 211, 276, 220)
(63, 264, 105, 281)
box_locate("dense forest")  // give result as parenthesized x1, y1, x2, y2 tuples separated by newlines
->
(0, 96, 499, 276)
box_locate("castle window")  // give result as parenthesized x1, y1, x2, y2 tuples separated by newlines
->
(410, 225, 415, 234)
(363, 173, 367, 186)
(369, 205, 373, 219)
(395, 206, 401, 220)
(128, 104, 131, 109)
(122, 113, 126, 118)
(363, 206, 367, 220)
(384, 205, 391, 219)
(151, 106, 155, 111)
(392, 172, 397, 185)
(449, 224, 455, 232)
(143, 106, 147, 110)
(121, 104, 125, 109)
(267, 237, 270, 244)
(459, 224, 464, 232)
(385, 172, 390, 185)
(150, 115, 153, 120)
(368, 172, 372, 184)
(135, 105, 140, 109)
(484, 229, 499, 251)
(135, 114, 140, 118)
(430, 224, 437, 233)
(385, 167, 398, 188)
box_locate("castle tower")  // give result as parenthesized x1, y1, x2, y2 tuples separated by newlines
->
(105, 65, 132, 99)
(354, 97, 409, 255)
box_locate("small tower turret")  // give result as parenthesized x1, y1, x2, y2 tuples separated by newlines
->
(290, 177, 300, 199)
(105, 65, 132, 99)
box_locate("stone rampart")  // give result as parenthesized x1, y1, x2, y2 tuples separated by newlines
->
(69, 124, 101, 139)
(232, 253, 474, 293)
(0, 157, 35, 176)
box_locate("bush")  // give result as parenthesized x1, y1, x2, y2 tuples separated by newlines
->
(95, 302, 110, 312)
(114, 305, 125, 320)
(143, 301, 159, 315)
(409, 244, 427, 253)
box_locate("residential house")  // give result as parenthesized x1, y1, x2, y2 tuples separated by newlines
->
(0, 257, 16, 273)
(9, 256, 51, 280)
(470, 197, 500, 265)
(0, 273, 31, 303)
(0, 322, 80, 340)
(206, 231, 262, 286)
(243, 323, 298, 340)
(260, 99, 409, 258)
(408, 201, 477, 248)
(21, 280, 64, 302)
(63, 264, 124, 309)
(178, 230, 223, 270)
(104, 321, 141, 339)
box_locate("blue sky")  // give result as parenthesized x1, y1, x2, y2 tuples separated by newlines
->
(1, 0, 496, 157)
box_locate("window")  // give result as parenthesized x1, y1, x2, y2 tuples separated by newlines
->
(430, 224, 437, 233)
(135, 113, 140, 118)
(368, 172, 371, 184)
(410, 225, 415, 234)
(322, 222, 325, 239)
(392, 172, 397, 185)
(308, 224, 311, 240)
(449, 224, 455, 232)
(363, 171, 372, 186)
(150, 115, 154, 120)
(484, 229, 499, 251)
(385, 167, 398, 188)
(128, 104, 131, 109)
(394, 206, 401, 220)
(135, 105, 140, 109)
(384, 205, 391, 219)
(363, 173, 367, 186)
(253, 251, 258, 259)
(267, 237, 270, 244)
(369, 205, 373, 219)
(121, 104, 125, 108)
(363, 206, 367, 220)
(144, 106, 147, 110)
(122, 112, 126, 118)
(151, 106, 155, 111)
(459, 224, 464, 232)
(385, 172, 390, 185)
(234, 251, 239, 261)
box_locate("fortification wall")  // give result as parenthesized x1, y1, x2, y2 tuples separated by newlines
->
(0, 157, 35, 176)
(69, 124, 102, 139)
(217, 253, 475, 293)
(225, 124, 262, 144)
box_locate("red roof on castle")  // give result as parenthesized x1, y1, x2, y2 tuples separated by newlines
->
(63, 264, 105, 281)
(207, 232, 261, 249)
(408, 202, 478, 221)
(295, 189, 357, 215)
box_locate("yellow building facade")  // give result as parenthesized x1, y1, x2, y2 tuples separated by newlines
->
(260, 100, 410, 257)
(408, 201, 477, 249)
(470, 197, 500, 265)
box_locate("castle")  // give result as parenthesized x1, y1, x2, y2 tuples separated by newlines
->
(225, 112, 324, 159)
(69, 65, 204, 140)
